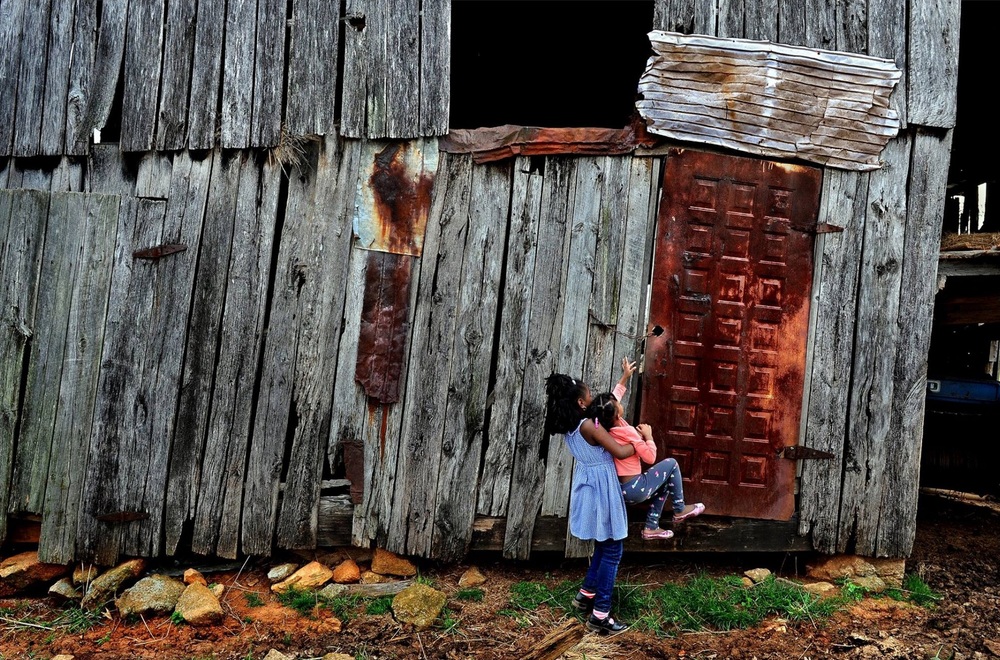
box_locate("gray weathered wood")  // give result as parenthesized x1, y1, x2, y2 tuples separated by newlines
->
(0, 190, 49, 543)
(717, 0, 745, 38)
(907, 0, 959, 129)
(341, 0, 421, 138)
(87, 144, 136, 196)
(390, 153, 472, 557)
(155, 0, 197, 150)
(838, 134, 911, 556)
(0, 0, 27, 155)
(120, 0, 164, 151)
(191, 155, 279, 558)
(187, 0, 225, 149)
(221, 0, 257, 148)
(51, 158, 85, 193)
(83, 0, 129, 144)
(285, 0, 341, 136)
(39, 0, 76, 155)
(9, 194, 83, 515)
(476, 157, 544, 518)
(777, 0, 807, 45)
(804, 0, 837, 50)
(798, 169, 868, 552)
(504, 158, 574, 560)
(879, 128, 953, 557)
(135, 153, 174, 199)
(12, 0, 52, 156)
(869, 0, 907, 127)
(64, 0, 98, 155)
(419, 0, 450, 136)
(835, 0, 867, 53)
(38, 193, 118, 564)
(251, 0, 285, 147)
(743, 0, 777, 41)
(430, 161, 509, 560)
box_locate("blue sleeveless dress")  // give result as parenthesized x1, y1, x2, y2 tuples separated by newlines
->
(565, 420, 629, 542)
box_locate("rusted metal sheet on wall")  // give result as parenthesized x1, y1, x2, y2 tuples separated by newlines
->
(637, 31, 901, 171)
(354, 139, 438, 256)
(642, 148, 821, 521)
(355, 251, 414, 403)
(439, 124, 657, 163)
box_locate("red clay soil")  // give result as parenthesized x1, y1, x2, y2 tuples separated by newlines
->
(0, 493, 996, 660)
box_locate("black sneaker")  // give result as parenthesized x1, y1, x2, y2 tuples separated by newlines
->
(586, 613, 629, 636)
(570, 593, 594, 613)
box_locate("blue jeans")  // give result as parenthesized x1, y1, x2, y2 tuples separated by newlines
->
(582, 538, 623, 613)
(621, 458, 685, 530)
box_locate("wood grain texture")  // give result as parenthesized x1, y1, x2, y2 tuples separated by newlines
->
(155, 0, 197, 150)
(64, 0, 98, 155)
(419, 0, 450, 136)
(83, 0, 129, 141)
(430, 161, 509, 560)
(0, 190, 49, 543)
(187, 0, 225, 149)
(121, 0, 164, 151)
(778, 0, 807, 45)
(251, 0, 285, 146)
(717, 0, 745, 38)
(869, 0, 908, 127)
(0, 0, 27, 155)
(838, 135, 911, 556)
(879, 129, 953, 556)
(221, 0, 257, 148)
(743, 0, 777, 41)
(835, 0, 867, 54)
(907, 0, 959, 128)
(12, 0, 52, 156)
(285, 0, 340, 136)
(135, 153, 174, 199)
(476, 157, 544, 518)
(38, 0, 76, 155)
(38, 193, 118, 563)
(798, 169, 868, 551)
(804, 0, 837, 50)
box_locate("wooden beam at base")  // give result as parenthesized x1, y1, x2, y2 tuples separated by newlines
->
(317, 497, 813, 554)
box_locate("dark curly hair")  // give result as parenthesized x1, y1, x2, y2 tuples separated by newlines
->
(586, 392, 619, 432)
(544, 373, 590, 435)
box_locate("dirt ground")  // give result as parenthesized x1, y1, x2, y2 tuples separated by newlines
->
(1, 493, 998, 660)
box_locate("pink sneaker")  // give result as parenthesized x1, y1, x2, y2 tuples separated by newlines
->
(672, 503, 705, 523)
(641, 527, 674, 540)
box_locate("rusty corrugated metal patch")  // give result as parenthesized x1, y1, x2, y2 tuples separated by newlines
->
(637, 32, 902, 171)
(355, 139, 438, 257)
(439, 122, 657, 163)
(355, 250, 413, 404)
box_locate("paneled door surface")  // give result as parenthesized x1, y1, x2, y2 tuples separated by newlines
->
(642, 149, 821, 520)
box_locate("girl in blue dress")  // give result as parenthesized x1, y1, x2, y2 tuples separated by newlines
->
(545, 372, 635, 636)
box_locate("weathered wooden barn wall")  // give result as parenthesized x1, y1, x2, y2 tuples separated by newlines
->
(0, 0, 960, 563)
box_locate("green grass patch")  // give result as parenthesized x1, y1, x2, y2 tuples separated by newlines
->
(902, 573, 940, 607)
(243, 591, 264, 608)
(455, 588, 484, 602)
(276, 586, 320, 617)
(440, 606, 458, 632)
(364, 596, 393, 615)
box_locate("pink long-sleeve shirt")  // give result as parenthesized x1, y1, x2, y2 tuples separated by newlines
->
(608, 383, 657, 477)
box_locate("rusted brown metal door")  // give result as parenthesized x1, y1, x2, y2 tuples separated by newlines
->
(642, 149, 821, 520)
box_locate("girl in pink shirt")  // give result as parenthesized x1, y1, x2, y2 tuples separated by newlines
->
(588, 359, 705, 540)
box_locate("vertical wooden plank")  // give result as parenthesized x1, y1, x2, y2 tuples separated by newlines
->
(51, 158, 85, 193)
(430, 162, 510, 560)
(654, 0, 698, 33)
(838, 135, 911, 556)
(12, 0, 52, 156)
(798, 169, 868, 552)
(163, 150, 237, 555)
(285, 0, 340, 136)
(83, 0, 129, 142)
(907, 0, 959, 128)
(869, 0, 908, 127)
(804, 0, 837, 50)
(835, 0, 867, 54)
(744, 0, 778, 41)
(419, 0, 450, 136)
(221, 0, 257, 148)
(65, 0, 98, 156)
(476, 157, 543, 518)
(0, 190, 49, 543)
(135, 153, 174, 199)
(503, 158, 574, 560)
(879, 128, 953, 557)
(155, 0, 197, 150)
(87, 144, 137, 196)
(0, 0, 27, 155)
(9, 194, 83, 515)
(0, 158, 9, 187)
(389, 153, 472, 557)
(187, 0, 226, 149)
(194, 155, 279, 559)
(39, 0, 76, 155)
(120, 0, 165, 151)
(777, 0, 807, 45)
(251, 0, 285, 147)
(717, 0, 745, 38)
(38, 193, 118, 564)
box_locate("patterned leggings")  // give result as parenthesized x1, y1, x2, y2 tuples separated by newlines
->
(620, 458, 685, 530)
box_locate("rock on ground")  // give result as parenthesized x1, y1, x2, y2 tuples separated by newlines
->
(802, 581, 838, 596)
(744, 568, 771, 584)
(361, 571, 392, 584)
(851, 576, 887, 593)
(272, 561, 333, 593)
(267, 563, 298, 583)
(48, 578, 82, 601)
(263, 650, 291, 660)
(175, 582, 223, 626)
(392, 583, 447, 630)
(72, 564, 98, 587)
(807, 555, 877, 582)
(322, 654, 355, 660)
(333, 559, 361, 584)
(81, 559, 146, 609)
(116, 575, 186, 618)
(371, 549, 417, 577)
(183, 568, 207, 586)
(459, 567, 486, 588)
(0, 551, 69, 597)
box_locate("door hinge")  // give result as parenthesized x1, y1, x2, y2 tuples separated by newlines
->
(789, 222, 844, 235)
(778, 445, 834, 460)
(133, 243, 187, 260)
